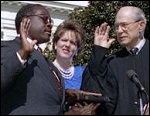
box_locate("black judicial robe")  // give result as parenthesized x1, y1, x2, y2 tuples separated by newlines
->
(81, 39, 149, 115)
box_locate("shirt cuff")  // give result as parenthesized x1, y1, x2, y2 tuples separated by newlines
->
(16, 52, 27, 65)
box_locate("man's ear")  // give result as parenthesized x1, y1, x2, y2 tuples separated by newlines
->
(139, 20, 146, 32)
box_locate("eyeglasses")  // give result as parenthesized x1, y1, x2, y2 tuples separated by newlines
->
(113, 20, 140, 31)
(27, 14, 54, 25)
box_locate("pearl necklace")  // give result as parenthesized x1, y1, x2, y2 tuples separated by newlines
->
(53, 60, 74, 79)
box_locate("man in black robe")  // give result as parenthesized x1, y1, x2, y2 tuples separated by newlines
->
(81, 6, 149, 115)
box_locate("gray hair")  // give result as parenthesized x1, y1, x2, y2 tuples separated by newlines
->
(132, 6, 147, 24)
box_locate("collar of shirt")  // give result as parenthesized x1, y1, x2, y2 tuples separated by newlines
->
(126, 38, 146, 54)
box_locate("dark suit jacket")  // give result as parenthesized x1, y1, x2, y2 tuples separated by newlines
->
(1, 37, 65, 115)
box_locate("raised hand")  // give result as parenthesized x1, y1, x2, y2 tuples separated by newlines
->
(18, 18, 37, 60)
(94, 22, 116, 48)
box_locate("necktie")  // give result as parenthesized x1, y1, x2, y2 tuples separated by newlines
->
(37, 46, 46, 56)
(50, 69, 63, 95)
(130, 47, 138, 55)
(37, 46, 43, 53)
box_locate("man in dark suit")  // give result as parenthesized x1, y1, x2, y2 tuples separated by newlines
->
(1, 4, 65, 115)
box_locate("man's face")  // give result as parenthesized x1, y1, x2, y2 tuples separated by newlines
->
(28, 5, 53, 44)
(114, 10, 141, 48)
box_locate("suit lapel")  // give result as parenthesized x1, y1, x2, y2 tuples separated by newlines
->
(29, 50, 64, 97)
(47, 61, 65, 105)
(13, 37, 65, 105)
(48, 61, 65, 95)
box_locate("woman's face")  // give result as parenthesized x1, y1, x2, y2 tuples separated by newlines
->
(55, 30, 78, 61)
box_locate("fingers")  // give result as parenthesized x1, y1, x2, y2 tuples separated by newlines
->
(19, 17, 37, 56)
(95, 22, 110, 35)
(20, 18, 31, 40)
(75, 102, 84, 108)
(81, 103, 99, 115)
(105, 24, 111, 37)
(83, 102, 88, 106)
(79, 90, 102, 96)
(22, 18, 30, 34)
(31, 40, 38, 47)
(95, 26, 100, 35)
(66, 89, 78, 97)
(108, 38, 116, 44)
(21, 18, 38, 48)
(94, 22, 114, 48)
(99, 22, 110, 35)
(92, 103, 100, 110)
(71, 102, 100, 115)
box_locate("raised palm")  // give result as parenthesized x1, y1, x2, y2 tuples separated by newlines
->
(20, 18, 37, 53)
(94, 22, 115, 48)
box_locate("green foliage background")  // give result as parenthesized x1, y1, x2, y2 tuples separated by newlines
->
(44, 1, 149, 66)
